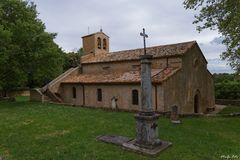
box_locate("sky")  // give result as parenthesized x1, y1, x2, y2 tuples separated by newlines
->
(31, 0, 233, 73)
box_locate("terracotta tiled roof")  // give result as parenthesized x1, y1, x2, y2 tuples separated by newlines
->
(81, 41, 196, 64)
(62, 67, 181, 84)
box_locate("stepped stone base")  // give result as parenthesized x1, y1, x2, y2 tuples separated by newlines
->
(122, 139, 172, 156)
(96, 135, 172, 156)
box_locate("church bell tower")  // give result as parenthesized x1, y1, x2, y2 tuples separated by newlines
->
(82, 30, 109, 55)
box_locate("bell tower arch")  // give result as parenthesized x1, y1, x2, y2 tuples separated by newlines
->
(82, 30, 109, 55)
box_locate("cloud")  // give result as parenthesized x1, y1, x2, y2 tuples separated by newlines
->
(32, 0, 217, 51)
(30, 0, 233, 73)
(199, 38, 226, 59)
(207, 58, 234, 73)
(210, 37, 224, 45)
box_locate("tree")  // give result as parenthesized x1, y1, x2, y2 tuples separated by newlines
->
(0, 0, 64, 94)
(183, 0, 240, 72)
(63, 48, 83, 71)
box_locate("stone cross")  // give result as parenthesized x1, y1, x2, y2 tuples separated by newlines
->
(139, 28, 153, 114)
(122, 29, 171, 155)
(140, 28, 148, 55)
(99, 29, 171, 156)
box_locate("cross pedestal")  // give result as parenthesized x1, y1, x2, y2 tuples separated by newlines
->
(96, 29, 171, 156)
(135, 114, 161, 148)
(122, 55, 171, 156)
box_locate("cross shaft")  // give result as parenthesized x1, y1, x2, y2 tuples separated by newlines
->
(140, 28, 148, 55)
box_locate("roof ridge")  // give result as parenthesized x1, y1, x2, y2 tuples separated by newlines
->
(109, 40, 196, 54)
(81, 41, 197, 64)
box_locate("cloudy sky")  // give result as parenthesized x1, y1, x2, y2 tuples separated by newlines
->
(31, 0, 233, 73)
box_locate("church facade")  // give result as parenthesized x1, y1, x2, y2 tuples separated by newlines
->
(31, 31, 215, 114)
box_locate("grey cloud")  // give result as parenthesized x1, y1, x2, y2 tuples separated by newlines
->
(207, 58, 234, 73)
(31, 0, 233, 72)
(199, 36, 226, 59)
(33, 0, 205, 52)
(32, 0, 234, 72)
(210, 37, 224, 45)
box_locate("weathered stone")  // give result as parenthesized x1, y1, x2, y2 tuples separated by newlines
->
(170, 105, 181, 124)
(111, 96, 118, 110)
(122, 139, 172, 156)
(140, 55, 154, 114)
(134, 113, 161, 148)
(122, 54, 171, 156)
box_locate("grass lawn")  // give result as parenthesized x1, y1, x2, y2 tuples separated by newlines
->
(219, 105, 240, 114)
(0, 97, 239, 160)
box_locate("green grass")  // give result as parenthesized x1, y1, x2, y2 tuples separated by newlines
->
(0, 97, 239, 160)
(219, 106, 240, 114)
(15, 96, 30, 102)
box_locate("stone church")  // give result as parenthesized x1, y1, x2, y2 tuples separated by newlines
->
(31, 31, 215, 114)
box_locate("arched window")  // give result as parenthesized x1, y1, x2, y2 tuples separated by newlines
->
(103, 38, 107, 50)
(97, 37, 101, 49)
(72, 87, 76, 98)
(132, 89, 139, 105)
(97, 88, 102, 101)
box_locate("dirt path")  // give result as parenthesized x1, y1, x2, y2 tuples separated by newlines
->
(211, 105, 227, 114)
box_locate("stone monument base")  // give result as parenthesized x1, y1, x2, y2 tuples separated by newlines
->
(96, 135, 172, 156)
(122, 139, 172, 156)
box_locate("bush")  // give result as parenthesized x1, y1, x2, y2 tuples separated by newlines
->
(213, 73, 240, 100)
(215, 81, 240, 99)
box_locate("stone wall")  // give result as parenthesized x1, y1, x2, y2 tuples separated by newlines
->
(42, 67, 80, 94)
(8, 90, 30, 97)
(215, 99, 240, 106)
(161, 45, 215, 114)
(82, 57, 181, 74)
(168, 57, 182, 68)
(82, 34, 95, 55)
(162, 69, 184, 113)
(30, 89, 44, 102)
(0, 89, 30, 97)
(179, 45, 215, 114)
(155, 85, 164, 112)
(61, 84, 84, 106)
(60, 83, 157, 112)
(82, 32, 109, 55)
(82, 61, 141, 74)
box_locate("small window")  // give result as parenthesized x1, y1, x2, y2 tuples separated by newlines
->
(72, 87, 76, 98)
(103, 38, 107, 50)
(97, 37, 101, 49)
(193, 58, 199, 68)
(132, 89, 139, 105)
(97, 88, 102, 101)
